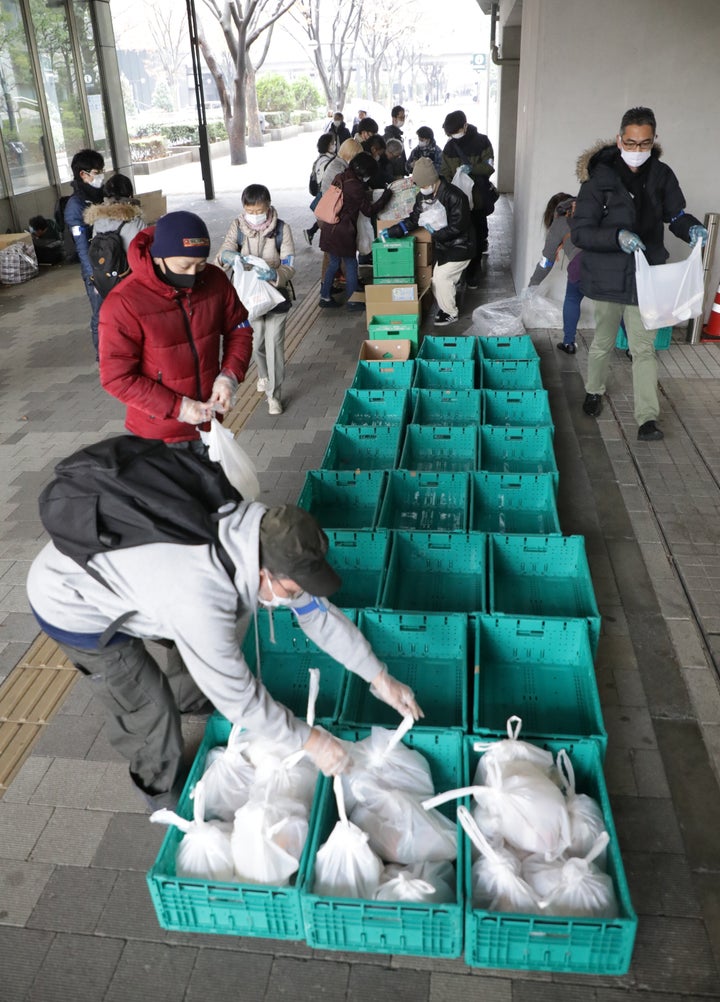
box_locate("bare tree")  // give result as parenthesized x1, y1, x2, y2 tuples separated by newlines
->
(421, 61, 446, 106)
(357, 4, 404, 103)
(292, 0, 362, 112)
(146, 2, 190, 109)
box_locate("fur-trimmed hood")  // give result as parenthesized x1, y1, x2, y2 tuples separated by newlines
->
(575, 139, 664, 183)
(83, 200, 143, 225)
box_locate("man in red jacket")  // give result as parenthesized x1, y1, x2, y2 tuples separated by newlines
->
(99, 210, 253, 443)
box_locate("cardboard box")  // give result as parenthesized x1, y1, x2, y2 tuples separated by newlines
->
(416, 264, 433, 295)
(139, 189, 167, 223)
(364, 282, 419, 328)
(0, 232, 28, 251)
(415, 240, 434, 268)
(378, 220, 432, 246)
(359, 339, 413, 361)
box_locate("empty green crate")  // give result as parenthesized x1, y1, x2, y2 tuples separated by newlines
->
(489, 534, 601, 653)
(299, 727, 464, 956)
(340, 611, 468, 729)
(243, 609, 349, 724)
(352, 359, 415, 390)
(372, 236, 416, 279)
(463, 735, 636, 973)
(616, 325, 672, 350)
(472, 615, 606, 750)
(479, 425, 559, 485)
(147, 715, 318, 939)
(325, 529, 390, 609)
(477, 334, 539, 360)
(297, 470, 385, 530)
(322, 425, 402, 471)
(470, 473, 560, 534)
(481, 359, 543, 391)
(482, 389, 554, 430)
(413, 358, 476, 390)
(377, 470, 469, 531)
(412, 389, 482, 427)
(336, 389, 409, 428)
(418, 335, 476, 360)
(381, 531, 486, 613)
(399, 425, 478, 472)
(367, 314, 421, 344)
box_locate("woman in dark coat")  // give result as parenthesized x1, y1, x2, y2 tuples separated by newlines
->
(318, 152, 391, 311)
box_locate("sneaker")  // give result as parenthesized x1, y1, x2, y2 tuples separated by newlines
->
(319, 298, 340, 308)
(557, 342, 577, 355)
(637, 420, 663, 441)
(303, 228, 314, 246)
(268, 398, 283, 415)
(346, 301, 364, 311)
(434, 310, 458, 327)
(466, 280, 479, 290)
(256, 377, 269, 393)
(582, 392, 603, 417)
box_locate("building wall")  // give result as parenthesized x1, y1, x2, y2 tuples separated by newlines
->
(512, 0, 720, 308)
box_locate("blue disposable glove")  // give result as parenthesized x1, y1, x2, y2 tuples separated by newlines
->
(617, 229, 646, 254)
(689, 224, 708, 248)
(379, 228, 390, 241)
(423, 223, 435, 235)
(460, 164, 472, 175)
(255, 265, 277, 282)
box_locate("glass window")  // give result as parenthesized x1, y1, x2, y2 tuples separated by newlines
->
(71, 0, 109, 163)
(0, 0, 51, 193)
(28, 0, 87, 182)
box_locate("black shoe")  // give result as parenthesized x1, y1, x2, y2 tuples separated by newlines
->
(319, 297, 340, 308)
(345, 301, 364, 311)
(583, 392, 603, 417)
(303, 228, 314, 246)
(637, 420, 664, 441)
(557, 342, 577, 355)
(434, 310, 458, 327)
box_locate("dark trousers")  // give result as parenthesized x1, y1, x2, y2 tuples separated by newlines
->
(466, 209, 489, 283)
(83, 274, 102, 359)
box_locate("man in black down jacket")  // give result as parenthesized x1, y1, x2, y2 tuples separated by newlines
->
(571, 106, 707, 441)
(383, 159, 475, 326)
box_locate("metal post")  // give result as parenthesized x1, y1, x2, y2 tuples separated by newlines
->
(185, 0, 214, 201)
(688, 211, 719, 344)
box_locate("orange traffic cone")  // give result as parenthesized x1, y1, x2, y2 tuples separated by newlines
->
(703, 281, 720, 340)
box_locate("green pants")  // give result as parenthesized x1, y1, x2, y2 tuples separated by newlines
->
(586, 300, 659, 426)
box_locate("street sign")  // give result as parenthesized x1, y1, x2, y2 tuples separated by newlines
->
(470, 54, 487, 69)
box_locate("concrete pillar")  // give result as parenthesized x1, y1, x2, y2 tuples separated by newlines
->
(92, 1, 132, 177)
(495, 24, 520, 194)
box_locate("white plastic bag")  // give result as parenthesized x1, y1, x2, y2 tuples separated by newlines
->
(202, 418, 260, 500)
(556, 749, 607, 861)
(520, 284, 564, 330)
(249, 748, 319, 818)
(196, 723, 255, 821)
(522, 832, 619, 917)
(357, 211, 375, 255)
(374, 860, 456, 903)
(459, 806, 539, 913)
(634, 241, 704, 330)
(417, 199, 448, 233)
(313, 776, 384, 898)
(232, 264, 285, 321)
(473, 717, 557, 786)
(341, 716, 434, 812)
(451, 167, 475, 201)
(471, 296, 525, 338)
(150, 780, 235, 882)
(231, 796, 308, 885)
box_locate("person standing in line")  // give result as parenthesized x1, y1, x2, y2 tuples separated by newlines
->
(571, 106, 707, 441)
(407, 126, 443, 172)
(64, 148, 106, 359)
(82, 173, 146, 285)
(325, 111, 351, 145)
(303, 134, 337, 246)
(383, 106, 407, 175)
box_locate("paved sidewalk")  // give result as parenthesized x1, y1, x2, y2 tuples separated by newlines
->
(0, 157, 719, 1000)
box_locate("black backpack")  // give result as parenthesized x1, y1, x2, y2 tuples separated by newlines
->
(38, 436, 241, 587)
(89, 221, 130, 298)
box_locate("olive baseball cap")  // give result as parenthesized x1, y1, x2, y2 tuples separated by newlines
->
(259, 505, 341, 596)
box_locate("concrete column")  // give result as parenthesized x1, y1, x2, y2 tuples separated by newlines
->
(495, 24, 520, 194)
(92, 1, 132, 177)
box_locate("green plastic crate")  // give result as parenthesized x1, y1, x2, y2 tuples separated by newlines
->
(381, 531, 486, 613)
(373, 275, 415, 285)
(472, 615, 606, 750)
(489, 534, 601, 653)
(482, 389, 554, 430)
(477, 334, 539, 360)
(321, 425, 403, 471)
(470, 473, 560, 534)
(616, 325, 672, 350)
(147, 715, 319, 939)
(340, 611, 469, 729)
(418, 335, 476, 360)
(463, 735, 637, 974)
(399, 425, 478, 472)
(297, 470, 385, 530)
(242, 609, 350, 724)
(481, 358, 543, 391)
(336, 389, 409, 428)
(479, 425, 559, 487)
(325, 530, 391, 609)
(352, 359, 415, 390)
(412, 389, 483, 427)
(372, 236, 416, 279)
(300, 728, 463, 956)
(367, 314, 420, 343)
(376, 470, 469, 532)
(413, 359, 476, 390)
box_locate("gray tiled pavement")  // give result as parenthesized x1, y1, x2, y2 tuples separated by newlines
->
(1, 139, 720, 998)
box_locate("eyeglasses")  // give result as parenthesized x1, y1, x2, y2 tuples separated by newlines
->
(620, 137, 655, 151)
(268, 574, 304, 600)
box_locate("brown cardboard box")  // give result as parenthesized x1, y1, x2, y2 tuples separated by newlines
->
(359, 339, 413, 361)
(138, 189, 167, 223)
(377, 220, 432, 246)
(415, 240, 434, 268)
(364, 282, 419, 327)
(0, 232, 28, 251)
(416, 264, 433, 295)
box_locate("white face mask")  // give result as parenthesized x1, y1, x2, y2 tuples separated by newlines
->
(620, 148, 651, 169)
(420, 185, 435, 196)
(245, 211, 267, 227)
(418, 140, 429, 148)
(88, 173, 105, 189)
(257, 576, 297, 609)
(450, 131, 464, 140)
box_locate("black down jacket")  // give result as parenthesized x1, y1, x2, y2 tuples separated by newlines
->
(388, 179, 476, 265)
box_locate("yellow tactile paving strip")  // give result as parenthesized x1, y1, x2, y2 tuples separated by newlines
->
(0, 292, 321, 797)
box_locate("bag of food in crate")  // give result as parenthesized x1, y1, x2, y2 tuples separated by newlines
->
(313, 777, 384, 898)
(248, 747, 319, 818)
(196, 723, 255, 821)
(473, 716, 557, 785)
(522, 831, 619, 918)
(150, 780, 235, 882)
(385, 176, 419, 219)
(556, 749, 607, 861)
(374, 860, 456, 903)
(341, 716, 434, 812)
(458, 806, 539, 913)
(231, 795, 308, 885)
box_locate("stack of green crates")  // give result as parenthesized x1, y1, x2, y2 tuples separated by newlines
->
(367, 236, 420, 354)
(146, 332, 637, 975)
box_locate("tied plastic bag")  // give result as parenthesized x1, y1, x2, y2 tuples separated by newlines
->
(417, 199, 448, 233)
(451, 167, 475, 201)
(459, 806, 539, 913)
(196, 723, 255, 821)
(231, 795, 308, 885)
(341, 716, 434, 813)
(232, 263, 285, 321)
(313, 776, 384, 898)
(249, 747, 319, 818)
(634, 241, 704, 330)
(556, 749, 607, 861)
(374, 860, 456, 903)
(201, 418, 260, 500)
(473, 716, 557, 786)
(523, 832, 619, 918)
(150, 780, 234, 882)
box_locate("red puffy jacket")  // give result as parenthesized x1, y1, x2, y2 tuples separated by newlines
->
(99, 227, 253, 442)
